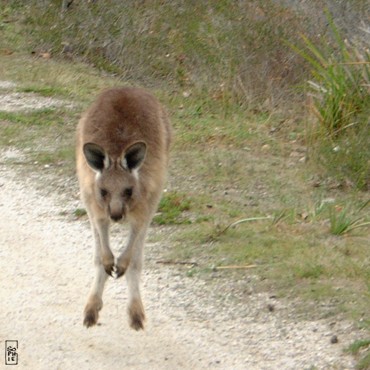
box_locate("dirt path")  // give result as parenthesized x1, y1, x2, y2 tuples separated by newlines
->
(0, 82, 361, 369)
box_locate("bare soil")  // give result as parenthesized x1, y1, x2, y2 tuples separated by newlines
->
(0, 82, 362, 369)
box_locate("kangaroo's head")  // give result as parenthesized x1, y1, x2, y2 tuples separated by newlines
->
(83, 141, 147, 222)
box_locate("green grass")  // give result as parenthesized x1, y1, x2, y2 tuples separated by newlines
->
(0, 107, 77, 166)
(312, 127, 370, 190)
(17, 85, 69, 97)
(0, 54, 118, 103)
(291, 13, 370, 189)
(73, 208, 87, 218)
(165, 212, 370, 324)
(0, 109, 62, 126)
(292, 12, 370, 135)
(153, 191, 192, 225)
(347, 339, 370, 370)
(329, 205, 370, 236)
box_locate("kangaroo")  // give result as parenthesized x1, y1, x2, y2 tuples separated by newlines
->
(76, 87, 171, 330)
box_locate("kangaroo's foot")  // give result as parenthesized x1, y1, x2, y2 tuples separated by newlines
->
(128, 298, 145, 331)
(83, 295, 103, 328)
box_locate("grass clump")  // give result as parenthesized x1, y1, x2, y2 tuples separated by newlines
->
(153, 191, 192, 225)
(329, 205, 370, 236)
(293, 14, 370, 189)
(347, 339, 370, 370)
(73, 208, 87, 218)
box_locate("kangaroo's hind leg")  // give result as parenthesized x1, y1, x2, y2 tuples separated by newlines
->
(83, 216, 113, 327)
(116, 218, 150, 330)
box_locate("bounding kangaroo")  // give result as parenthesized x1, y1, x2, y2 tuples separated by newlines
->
(76, 87, 171, 330)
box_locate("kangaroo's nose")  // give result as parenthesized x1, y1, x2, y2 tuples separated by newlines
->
(110, 214, 123, 222)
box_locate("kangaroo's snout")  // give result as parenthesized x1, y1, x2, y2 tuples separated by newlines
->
(108, 203, 124, 222)
(110, 213, 123, 222)
(107, 194, 128, 222)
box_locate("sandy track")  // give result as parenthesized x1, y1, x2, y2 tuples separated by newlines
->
(0, 162, 359, 370)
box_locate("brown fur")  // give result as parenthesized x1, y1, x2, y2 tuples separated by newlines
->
(76, 87, 171, 330)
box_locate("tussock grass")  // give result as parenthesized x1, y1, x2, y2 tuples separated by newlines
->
(329, 206, 370, 236)
(347, 339, 370, 370)
(292, 14, 370, 189)
(153, 191, 192, 225)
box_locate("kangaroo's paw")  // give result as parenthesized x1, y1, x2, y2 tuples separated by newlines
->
(103, 261, 115, 277)
(83, 296, 103, 328)
(128, 298, 145, 331)
(102, 253, 115, 277)
(114, 264, 126, 279)
(115, 255, 130, 279)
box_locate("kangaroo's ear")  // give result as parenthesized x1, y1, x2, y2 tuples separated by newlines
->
(122, 141, 147, 171)
(83, 143, 110, 172)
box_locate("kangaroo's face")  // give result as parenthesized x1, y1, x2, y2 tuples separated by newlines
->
(83, 141, 147, 222)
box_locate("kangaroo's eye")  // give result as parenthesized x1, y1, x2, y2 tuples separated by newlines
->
(123, 187, 133, 198)
(100, 188, 108, 198)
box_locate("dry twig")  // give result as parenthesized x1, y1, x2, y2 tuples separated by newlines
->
(214, 264, 257, 270)
(156, 260, 198, 267)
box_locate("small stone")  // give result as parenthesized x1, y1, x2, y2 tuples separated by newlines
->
(289, 151, 300, 158)
(330, 335, 338, 344)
